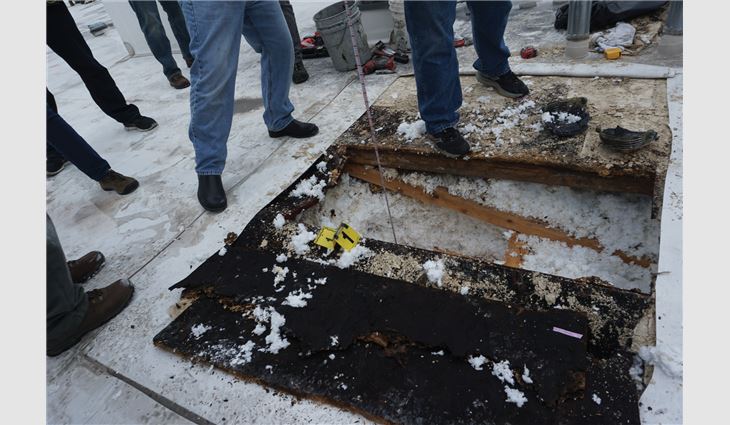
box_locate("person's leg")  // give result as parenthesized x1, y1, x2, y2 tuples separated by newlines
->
(47, 104, 111, 181)
(241, 0, 295, 132)
(278, 0, 303, 64)
(403, 0, 461, 135)
(46, 2, 141, 124)
(180, 0, 245, 175)
(159, 0, 194, 63)
(467, 0, 512, 77)
(128, 0, 181, 79)
(46, 89, 67, 165)
(47, 215, 88, 353)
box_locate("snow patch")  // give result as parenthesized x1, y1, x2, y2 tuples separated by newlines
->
(275, 253, 288, 263)
(273, 213, 286, 229)
(592, 393, 602, 405)
(291, 175, 326, 201)
(229, 341, 256, 366)
(468, 355, 487, 371)
(492, 360, 515, 385)
(522, 366, 533, 384)
(330, 335, 339, 346)
(282, 289, 313, 308)
(191, 323, 211, 339)
(218, 247, 227, 256)
(423, 259, 445, 287)
(396, 119, 426, 141)
(504, 387, 527, 407)
(290, 224, 316, 255)
(336, 245, 373, 269)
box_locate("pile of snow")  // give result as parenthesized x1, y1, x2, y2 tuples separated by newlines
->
(423, 259, 445, 287)
(314, 277, 327, 285)
(335, 245, 373, 269)
(291, 175, 326, 201)
(271, 265, 289, 286)
(397, 119, 426, 141)
(468, 355, 487, 371)
(275, 253, 288, 263)
(492, 360, 515, 385)
(252, 306, 290, 354)
(592, 393, 602, 405)
(290, 224, 316, 255)
(541, 111, 582, 125)
(229, 341, 256, 366)
(491, 100, 537, 144)
(273, 213, 286, 229)
(282, 289, 313, 308)
(459, 285, 470, 295)
(330, 335, 339, 346)
(638, 345, 682, 379)
(504, 387, 527, 407)
(191, 323, 211, 339)
(521, 366, 533, 384)
(218, 246, 227, 256)
(316, 161, 328, 173)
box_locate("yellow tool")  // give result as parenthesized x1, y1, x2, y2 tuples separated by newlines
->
(604, 47, 621, 60)
(334, 223, 361, 251)
(314, 226, 337, 250)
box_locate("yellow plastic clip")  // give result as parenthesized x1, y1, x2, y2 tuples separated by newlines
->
(334, 223, 361, 251)
(314, 226, 337, 250)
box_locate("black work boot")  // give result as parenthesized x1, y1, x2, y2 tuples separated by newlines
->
(476, 70, 530, 98)
(292, 61, 309, 84)
(47, 279, 134, 357)
(47, 157, 69, 176)
(123, 115, 158, 132)
(99, 170, 139, 195)
(198, 175, 227, 213)
(429, 127, 471, 156)
(68, 251, 106, 284)
(268, 119, 319, 139)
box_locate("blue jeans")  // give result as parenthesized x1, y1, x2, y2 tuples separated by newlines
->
(129, 0, 193, 79)
(404, 0, 512, 134)
(47, 104, 111, 181)
(180, 0, 295, 175)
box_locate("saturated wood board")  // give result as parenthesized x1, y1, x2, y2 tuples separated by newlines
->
(337, 75, 671, 215)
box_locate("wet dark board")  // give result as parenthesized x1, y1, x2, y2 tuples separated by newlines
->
(157, 250, 641, 424)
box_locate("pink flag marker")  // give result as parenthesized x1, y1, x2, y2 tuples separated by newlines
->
(552, 326, 583, 339)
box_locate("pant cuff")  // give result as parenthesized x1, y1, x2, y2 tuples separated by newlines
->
(268, 115, 295, 133)
(196, 170, 222, 176)
(426, 120, 459, 135)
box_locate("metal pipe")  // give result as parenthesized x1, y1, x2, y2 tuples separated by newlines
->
(664, 1, 683, 36)
(566, 0, 591, 41)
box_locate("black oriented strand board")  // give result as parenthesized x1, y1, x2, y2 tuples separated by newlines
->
(157, 250, 608, 424)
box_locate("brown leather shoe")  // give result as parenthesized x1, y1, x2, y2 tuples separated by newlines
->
(169, 72, 190, 89)
(47, 279, 134, 357)
(99, 170, 139, 195)
(68, 251, 106, 284)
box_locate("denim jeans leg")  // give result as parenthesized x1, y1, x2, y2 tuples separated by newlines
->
(129, 0, 181, 78)
(467, 0, 512, 77)
(47, 105, 111, 181)
(404, 0, 461, 135)
(181, 0, 245, 175)
(242, 1, 295, 132)
(159, 0, 194, 61)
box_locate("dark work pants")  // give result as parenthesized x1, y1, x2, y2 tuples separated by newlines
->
(128, 0, 193, 79)
(46, 2, 140, 124)
(47, 104, 111, 181)
(47, 215, 88, 353)
(279, 0, 303, 64)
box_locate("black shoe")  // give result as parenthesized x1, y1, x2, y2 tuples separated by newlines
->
(47, 157, 69, 176)
(123, 115, 158, 132)
(185, 57, 194, 68)
(429, 127, 471, 156)
(197, 175, 227, 213)
(476, 70, 530, 98)
(268, 119, 319, 139)
(292, 62, 309, 84)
